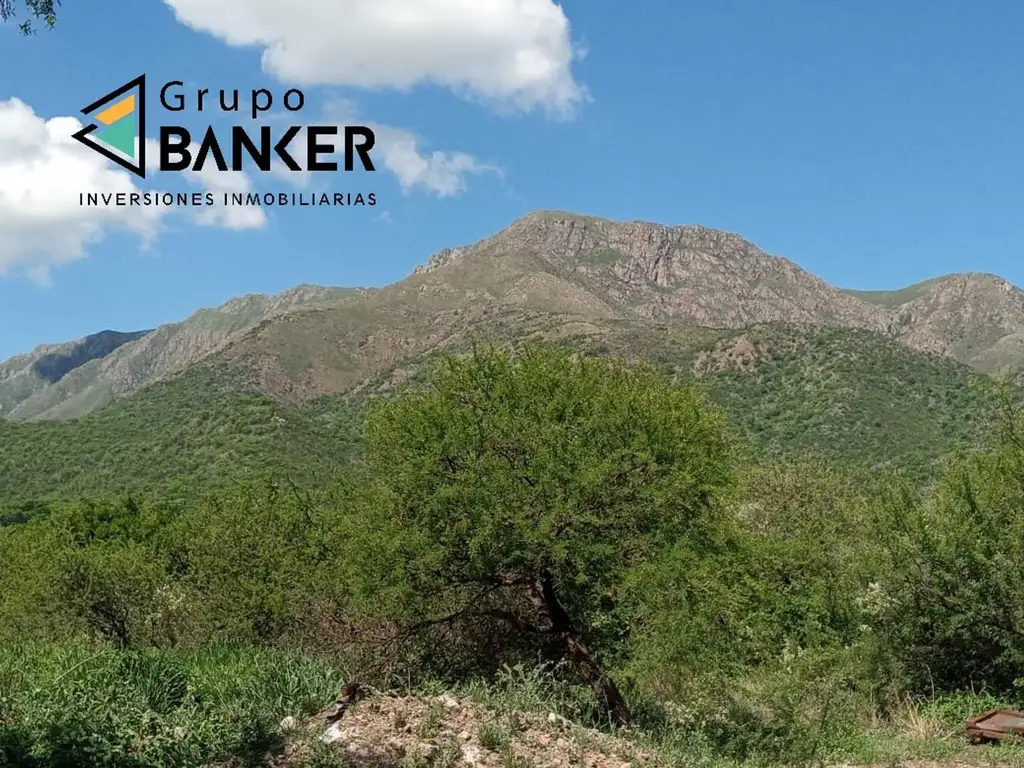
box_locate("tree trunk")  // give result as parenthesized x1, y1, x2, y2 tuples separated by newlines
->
(534, 570, 631, 726)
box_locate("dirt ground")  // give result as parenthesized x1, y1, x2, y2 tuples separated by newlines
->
(269, 690, 654, 767)
(257, 691, 1024, 768)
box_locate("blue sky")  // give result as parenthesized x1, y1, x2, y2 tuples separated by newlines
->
(0, 0, 1021, 359)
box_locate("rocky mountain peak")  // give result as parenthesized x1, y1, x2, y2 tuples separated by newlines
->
(414, 247, 470, 275)
(491, 211, 754, 266)
(413, 211, 786, 284)
(426, 210, 891, 331)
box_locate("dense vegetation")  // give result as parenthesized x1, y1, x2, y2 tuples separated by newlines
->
(0, 645, 340, 766)
(700, 327, 993, 475)
(0, 326, 997, 517)
(0, 365, 364, 512)
(3, 343, 1024, 766)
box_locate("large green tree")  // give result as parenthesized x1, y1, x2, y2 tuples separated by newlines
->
(0, 0, 58, 34)
(343, 343, 734, 724)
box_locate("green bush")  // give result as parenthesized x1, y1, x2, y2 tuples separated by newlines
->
(338, 343, 735, 723)
(868, 393, 1024, 696)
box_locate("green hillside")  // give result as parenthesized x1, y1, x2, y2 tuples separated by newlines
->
(0, 325, 999, 514)
(0, 365, 363, 512)
(695, 326, 993, 471)
(841, 278, 945, 309)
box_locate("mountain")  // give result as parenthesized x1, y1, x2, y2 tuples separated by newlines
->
(0, 329, 151, 417)
(201, 211, 889, 404)
(8, 212, 1023, 422)
(0, 284, 370, 421)
(0, 212, 1011, 508)
(847, 273, 1024, 375)
(0, 319, 994, 511)
(448, 211, 890, 329)
(0, 210, 1019, 506)
(198, 212, 1024, 406)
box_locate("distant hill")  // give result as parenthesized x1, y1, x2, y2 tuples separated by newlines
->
(844, 273, 1024, 375)
(0, 364, 363, 509)
(0, 320, 997, 508)
(7, 212, 1024, 422)
(693, 325, 990, 470)
(0, 285, 370, 421)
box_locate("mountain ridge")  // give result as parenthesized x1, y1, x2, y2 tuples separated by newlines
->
(0, 284, 370, 421)
(4, 210, 1024, 421)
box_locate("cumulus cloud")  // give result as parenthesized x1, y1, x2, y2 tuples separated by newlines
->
(163, 0, 587, 117)
(0, 98, 163, 284)
(188, 165, 267, 229)
(374, 123, 501, 197)
(0, 99, 264, 284)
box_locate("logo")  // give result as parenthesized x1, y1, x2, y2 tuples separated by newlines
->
(72, 74, 147, 179)
(74, 74, 379, 213)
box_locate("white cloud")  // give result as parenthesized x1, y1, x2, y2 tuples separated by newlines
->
(0, 99, 265, 284)
(374, 123, 501, 197)
(163, 0, 587, 117)
(276, 102, 502, 197)
(189, 169, 267, 230)
(0, 98, 163, 284)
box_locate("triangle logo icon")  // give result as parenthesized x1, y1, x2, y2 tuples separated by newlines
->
(72, 74, 147, 179)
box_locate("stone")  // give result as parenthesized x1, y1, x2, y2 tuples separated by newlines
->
(547, 712, 571, 728)
(436, 693, 460, 709)
(321, 722, 344, 744)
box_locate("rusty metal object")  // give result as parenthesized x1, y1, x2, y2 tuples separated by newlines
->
(966, 709, 1024, 743)
(324, 681, 364, 727)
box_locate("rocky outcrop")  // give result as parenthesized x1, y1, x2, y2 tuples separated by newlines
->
(889, 274, 1024, 370)
(455, 211, 892, 331)
(306, 691, 650, 767)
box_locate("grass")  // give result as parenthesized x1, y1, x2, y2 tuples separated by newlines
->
(427, 663, 1022, 768)
(0, 644, 343, 767)
(841, 277, 948, 309)
(476, 720, 512, 751)
(0, 633, 1021, 766)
